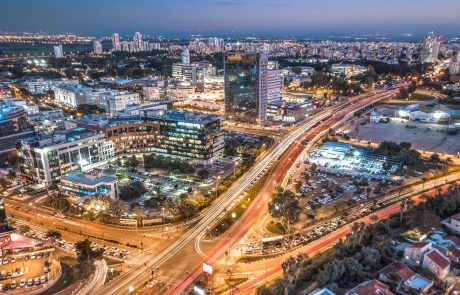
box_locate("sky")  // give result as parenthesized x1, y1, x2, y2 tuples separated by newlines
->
(2, 0, 460, 37)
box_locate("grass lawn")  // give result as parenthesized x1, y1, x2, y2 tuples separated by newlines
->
(41, 256, 80, 295)
(103, 256, 123, 266)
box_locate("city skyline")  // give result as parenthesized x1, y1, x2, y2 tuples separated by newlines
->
(2, 0, 460, 37)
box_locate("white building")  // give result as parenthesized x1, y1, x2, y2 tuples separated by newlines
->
(17, 128, 115, 186)
(93, 39, 103, 54)
(444, 213, 460, 235)
(98, 91, 141, 114)
(54, 85, 93, 108)
(422, 249, 450, 279)
(28, 109, 71, 135)
(172, 62, 216, 85)
(111, 33, 121, 51)
(24, 78, 79, 94)
(421, 32, 442, 64)
(60, 169, 118, 199)
(266, 69, 284, 103)
(53, 45, 64, 58)
(331, 64, 367, 77)
(181, 48, 190, 64)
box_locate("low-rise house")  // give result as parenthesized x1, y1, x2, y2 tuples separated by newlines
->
(378, 262, 415, 285)
(402, 274, 434, 294)
(443, 213, 460, 235)
(404, 242, 432, 267)
(345, 280, 394, 295)
(422, 249, 451, 279)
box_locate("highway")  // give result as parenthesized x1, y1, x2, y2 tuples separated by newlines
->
(158, 89, 400, 295)
(97, 98, 352, 295)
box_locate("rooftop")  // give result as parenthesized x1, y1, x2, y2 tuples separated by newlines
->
(404, 274, 433, 291)
(61, 169, 117, 186)
(425, 249, 450, 269)
(309, 288, 336, 295)
(380, 262, 415, 281)
(148, 110, 222, 125)
(19, 128, 102, 148)
(348, 279, 394, 295)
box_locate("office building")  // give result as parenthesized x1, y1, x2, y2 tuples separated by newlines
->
(23, 78, 79, 94)
(93, 39, 103, 54)
(70, 110, 223, 162)
(266, 69, 284, 103)
(28, 109, 72, 135)
(54, 84, 93, 108)
(53, 44, 64, 58)
(133, 32, 143, 51)
(421, 32, 442, 64)
(145, 110, 224, 162)
(60, 169, 118, 199)
(172, 62, 216, 86)
(97, 91, 141, 114)
(0, 100, 29, 137)
(112, 33, 121, 51)
(224, 52, 268, 125)
(16, 128, 115, 186)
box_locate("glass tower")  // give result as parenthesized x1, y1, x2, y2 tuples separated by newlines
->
(224, 52, 268, 125)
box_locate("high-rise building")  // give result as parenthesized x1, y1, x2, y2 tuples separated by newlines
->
(53, 44, 64, 58)
(224, 52, 268, 125)
(133, 32, 143, 51)
(111, 33, 121, 51)
(93, 39, 103, 54)
(421, 32, 442, 64)
(181, 48, 191, 64)
(450, 50, 460, 75)
(266, 69, 284, 103)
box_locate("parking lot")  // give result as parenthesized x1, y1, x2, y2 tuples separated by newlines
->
(342, 119, 460, 155)
(0, 254, 52, 292)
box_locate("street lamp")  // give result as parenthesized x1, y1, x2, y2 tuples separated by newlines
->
(129, 286, 134, 293)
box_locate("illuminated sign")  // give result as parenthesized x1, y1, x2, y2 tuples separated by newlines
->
(202, 262, 213, 275)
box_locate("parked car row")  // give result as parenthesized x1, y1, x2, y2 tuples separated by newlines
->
(0, 275, 48, 291)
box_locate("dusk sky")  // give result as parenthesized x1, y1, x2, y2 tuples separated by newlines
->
(3, 0, 460, 37)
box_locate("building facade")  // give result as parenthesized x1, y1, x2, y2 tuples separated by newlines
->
(60, 169, 118, 199)
(16, 128, 114, 186)
(224, 52, 268, 125)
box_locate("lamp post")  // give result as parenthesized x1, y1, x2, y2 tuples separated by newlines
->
(215, 176, 221, 198)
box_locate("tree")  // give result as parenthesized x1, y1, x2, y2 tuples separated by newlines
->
(132, 206, 147, 221)
(197, 169, 210, 180)
(127, 155, 140, 171)
(292, 66, 302, 75)
(119, 181, 147, 201)
(46, 230, 62, 239)
(75, 239, 103, 278)
(176, 198, 199, 219)
(42, 194, 71, 212)
(268, 187, 301, 232)
(107, 199, 129, 218)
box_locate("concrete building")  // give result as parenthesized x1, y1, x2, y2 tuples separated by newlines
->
(53, 84, 93, 108)
(444, 213, 460, 235)
(28, 109, 71, 135)
(181, 48, 190, 64)
(93, 39, 103, 54)
(224, 52, 268, 125)
(0, 100, 30, 137)
(23, 78, 79, 94)
(53, 45, 64, 58)
(421, 32, 442, 64)
(16, 128, 115, 186)
(422, 249, 451, 279)
(60, 169, 118, 199)
(111, 33, 121, 51)
(97, 91, 141, 114)
(266, 69, 284, 103)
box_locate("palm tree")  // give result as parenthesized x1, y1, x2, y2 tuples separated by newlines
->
(132, 206, 147, 226)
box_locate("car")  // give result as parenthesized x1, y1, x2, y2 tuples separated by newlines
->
(27, 278, 34, 287)
(34, 277, 40, 285)
(10, 257, 15, 263)
(40, 275, 47, 284)
(2, 258, 8, 265)
(43, 267, 50, 273)
(19, 278, 26, 287)
(30, 254, 36, 259)
(10, 280, 16, 289)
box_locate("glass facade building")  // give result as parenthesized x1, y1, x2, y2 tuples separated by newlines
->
(224, 52, 268, 125)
